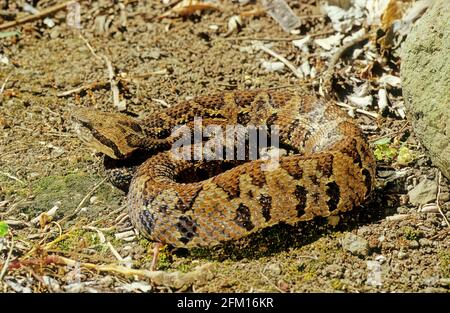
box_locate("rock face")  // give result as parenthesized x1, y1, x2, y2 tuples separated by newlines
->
(400, 0, 450, 179)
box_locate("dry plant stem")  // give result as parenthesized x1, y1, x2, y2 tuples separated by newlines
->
(260, 269, 284, 293)
(79, 34, 103, 62)
(0, 236, 14, 280)
(89, 204, 126, 227)
(0, 171, 25, 185)
(224, 30, 335, 42)
(103, 55, 124, 111)
(52, 255, 161, 278)
(257, 44, 302, 79)
(369, 121, 410, 143)
(335, 101, 379, 119)
(150, 243, 163, 271)
(0, 1, 76, 31)
(436, 171, 450, 227)
(57, 70, 168, 97)
(56, 80, 109, 97)
(0, 74, 12, 95)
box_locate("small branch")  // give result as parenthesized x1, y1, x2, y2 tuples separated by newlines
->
(223, 30, 335, 42)
(436, 171, 450, 227)
(257, 43, 302, 79)
(0, 171, 25, 185)
(335, 101, 379, 119)
(0, 236, 14, 280)
(0, 1, 76, 31)
(78, 34, 103, 62)
(103, 55, 126, 111)
(0, 74, 12, 95)
(56, 80, 109, 97)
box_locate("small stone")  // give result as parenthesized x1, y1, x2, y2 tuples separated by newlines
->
(396, 206, 410, 214)
(408, 179, 438, 205)
(341, 233, 369, 258)
(424, 276, 439, 287)
(439, 278, 450, 287)
(89, 196, 98, 204)
(408, 240, 420, 249)
(49, 28, 59, 39)
(439, 192, 450, 202)
(398, 251, 408, 260)
(419, 238, 432, 247)
(264, 263, 282, 276)
(375, 255, 386, 264)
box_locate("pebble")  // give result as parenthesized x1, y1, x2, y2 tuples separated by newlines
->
(341, 233, 369, 258)
(396, 206, 410, 214)
(408, 240, 420, 249)
(375, 255, 386, 264)
(89, 196, 98, 205)
(398, 251, 409, 260)
(408, 179, 438, 205)
(264, 263, 282, 276)
(418, 238, 432, 247)
(439, 192, 450, 202)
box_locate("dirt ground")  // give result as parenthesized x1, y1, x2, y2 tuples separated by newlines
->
(0, 0, 449, 293)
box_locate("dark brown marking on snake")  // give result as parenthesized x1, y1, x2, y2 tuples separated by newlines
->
(234, 203, 254, 231)
(117, 119, 142, 133)
(317, 154, 334, 178)
(259, 194, 272, 222)
(294, 185, 307, 217)
(326, 181, 340, 211)
(341, 138, 362, 167)
(362, 168, 372, 197)
(139, 210, 155, 236)
(176, 215, 198, 245)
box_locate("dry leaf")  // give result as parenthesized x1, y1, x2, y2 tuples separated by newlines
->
(381, 0, 402, 32)
(158, 0, 220, 19)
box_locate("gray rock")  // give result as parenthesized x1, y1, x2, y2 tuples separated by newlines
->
(401, 0, 450, 179)
(408, 240, 420, 249)
(264, 263, 282, 276)
(418, 238, 432, 247)
(398, 250, 409, 260)
(408, 179, 438, 205)
(341, 233, 369, 258)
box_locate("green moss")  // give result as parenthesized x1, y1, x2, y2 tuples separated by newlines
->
(56, 228, 105, 253)
(157, 246, 173, 270)
(402, 227, 420, 241)
(439, 251, 450, 278)
(330, 279, 345, 290)
(28, 172, 122, 216)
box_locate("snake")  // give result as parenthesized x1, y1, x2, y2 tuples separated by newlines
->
(73, 89, 376, 248)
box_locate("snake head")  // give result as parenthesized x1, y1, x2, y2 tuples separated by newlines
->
(72, 108, 145, 159)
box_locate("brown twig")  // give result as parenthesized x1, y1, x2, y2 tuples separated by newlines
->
(256, 43, 302, 79)
(0, 235, 14, 280)
(369, 121, 410, 143)
(335, 101, 379, 119)
(0, 1, 76, 31)
(436, 171, 450, 227)
(223, 30, 335, 42)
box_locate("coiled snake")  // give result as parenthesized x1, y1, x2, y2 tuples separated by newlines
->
(73, 90, 376, 251)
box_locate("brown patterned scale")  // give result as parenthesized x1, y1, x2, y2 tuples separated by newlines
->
(73, 90, 376, 248)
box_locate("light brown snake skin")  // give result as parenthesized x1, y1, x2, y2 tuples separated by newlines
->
(73, 90, 376, 248)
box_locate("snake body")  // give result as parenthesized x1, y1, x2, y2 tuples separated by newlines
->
(73, 90, 376, 248)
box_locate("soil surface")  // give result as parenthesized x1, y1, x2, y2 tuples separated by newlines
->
(0, 0, 448, 293)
